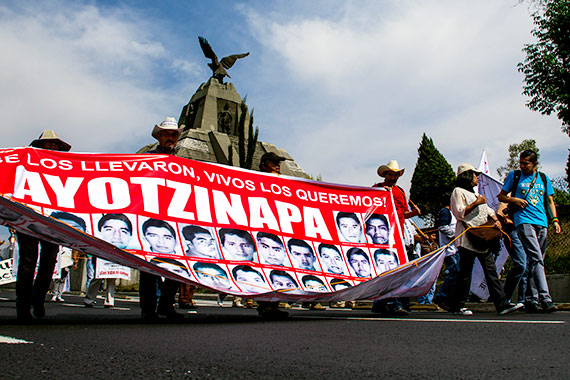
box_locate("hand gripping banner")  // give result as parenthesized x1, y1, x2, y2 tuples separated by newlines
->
(0, 147, 444, 301)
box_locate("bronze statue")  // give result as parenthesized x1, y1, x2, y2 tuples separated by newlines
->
(199, 36, 249, 84)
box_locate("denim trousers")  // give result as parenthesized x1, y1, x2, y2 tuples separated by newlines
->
(517, 223, 551, 304)
(503, 229, 527, 303)
(435, 253, 460, 301)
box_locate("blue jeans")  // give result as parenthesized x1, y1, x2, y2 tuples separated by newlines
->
(517, 224, 551, 304)
(503, 229, 526, 303)
(417, 282, 436, 304)
(435, 253, 460, 301)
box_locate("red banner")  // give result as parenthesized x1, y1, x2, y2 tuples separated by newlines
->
(0, 147, 443, 300)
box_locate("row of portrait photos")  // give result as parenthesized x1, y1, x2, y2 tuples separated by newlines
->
(41, 209, 400, 294)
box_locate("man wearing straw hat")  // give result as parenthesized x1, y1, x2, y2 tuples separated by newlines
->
(16, 130, 71, 320)
(371, 160, 420, 316)
(138, 117, 188, 320)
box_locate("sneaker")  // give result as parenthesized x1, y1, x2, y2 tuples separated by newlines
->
(453, 308, 473, 316)
(434, 297, 450, 311)
(515, 302, 525, 310)
(524, 301, 541, 314)
(157, 308, 185, 320)
(498, 303, 522, 315)
(389, 307, 410, 316)
(51, 296, 58, 302)
(56, 296, 65, 302)
(257, 304, 289, 319)
(216, 294, 226, 307)
(141, 312, 159, 321)
(232, 300, 244, 308)
(541, 301, 558, 313)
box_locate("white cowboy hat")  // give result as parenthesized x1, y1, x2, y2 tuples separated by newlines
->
(457, 163, 482, 176)
(377, 160, 405, 177)
(151, 117, 184, 139)
(29, 130, 71, 152)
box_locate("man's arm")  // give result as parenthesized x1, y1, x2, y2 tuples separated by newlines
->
(546, 195, 561, 234)
(497, 189, 528, 209)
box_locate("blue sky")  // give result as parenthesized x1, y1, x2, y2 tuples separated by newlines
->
(0, 0, 568, 193)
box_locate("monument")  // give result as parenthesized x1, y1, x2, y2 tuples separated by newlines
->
(138, 37, 310, 179)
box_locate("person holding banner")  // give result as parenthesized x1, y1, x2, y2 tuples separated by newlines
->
(138, 117, 185, 321)
(256, 152, 291, 318)
(448, 163, 520, 316)
(498, 150, 561, 313)
(15, 130, 71, 320)
(84, 214, 132, 308)
(371, 160, 419, 316)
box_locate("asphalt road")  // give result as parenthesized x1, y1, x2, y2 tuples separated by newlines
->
(0, 291, 568, 380)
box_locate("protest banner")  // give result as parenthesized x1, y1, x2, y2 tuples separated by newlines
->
(0, 147, 444, 300)
(0, 258, 15, 285)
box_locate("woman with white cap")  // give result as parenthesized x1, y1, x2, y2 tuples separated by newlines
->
(447, 163, 520, 316)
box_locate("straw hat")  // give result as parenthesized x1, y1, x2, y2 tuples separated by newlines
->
(377, 160, 405, 177)
(457, 163, 481, 176)
(151, 117, 183, 139)
(29, 130, 71, 152)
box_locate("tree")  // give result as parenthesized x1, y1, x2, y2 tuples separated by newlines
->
(409, 134, 456, 220)
(566, 148, 570, 184)
(496, 139, 540, 180)
(228, 99, 259, 170)
(518, 0, 570, 136)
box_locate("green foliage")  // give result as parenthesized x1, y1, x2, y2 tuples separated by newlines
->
(566, 148, 570, 184)
(552, 176, 570, 205)
(229, 99, 259, 170)
(409, 134, 456, 218)
(496, 139, 540, 180)
(518, 0, 570, 136)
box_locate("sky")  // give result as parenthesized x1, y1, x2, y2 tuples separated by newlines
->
(0, 0, 568, 193)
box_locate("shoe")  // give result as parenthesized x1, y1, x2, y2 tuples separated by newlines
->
(217, 294, 227, 307)
(515, 302, 525, 311)
(232, 300, 244, 308)
(104, 304, 114, 308)
(541, 301, 558, 313)
(524, 301, 541, 314)
(178, 302, 193, 309)
(32, 302, 45, 318)
(141, 312, 159, 321)
(309, 303, 326, 311)
(51, 296, 58, 302)
(452, 308, 473, 316)
(389, 307, 409, 316)
(434, 297, 450, 311)
(498, 303, 522, 315)
(257, 304, 289, 319)
(157, 308, 185, 320)
(56, 296, 65, 302)
(17, 305, 33, 321)
(84, 302, 94, 308)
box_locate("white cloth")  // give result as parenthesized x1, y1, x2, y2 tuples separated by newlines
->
(450, 187, 495, 253)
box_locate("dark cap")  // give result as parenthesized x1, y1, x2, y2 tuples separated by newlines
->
(259, 152, 285, 170)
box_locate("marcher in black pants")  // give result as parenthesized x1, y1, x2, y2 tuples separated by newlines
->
(16, 130, 72, 320)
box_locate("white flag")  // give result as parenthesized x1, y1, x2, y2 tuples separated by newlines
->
(478, 150, 490, 174)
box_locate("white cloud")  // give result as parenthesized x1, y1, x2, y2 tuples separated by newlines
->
(0, 2, 197, 153)
(243, 0, 568, 189)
